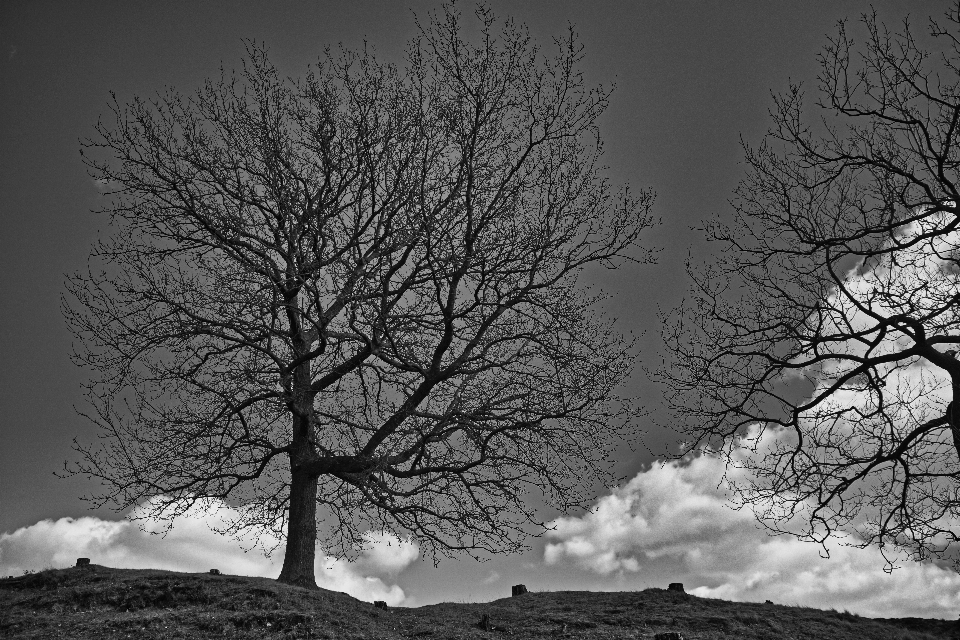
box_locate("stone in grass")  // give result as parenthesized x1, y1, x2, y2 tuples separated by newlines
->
(667, 582, 685, 593)
(654, 633, 685, 640)
(209, 569, 220, 575)
(511, 584, 527, 596)
(374, 601, 388, 610)
(75, 558, 91, 568)
(477, 613, 509, 632)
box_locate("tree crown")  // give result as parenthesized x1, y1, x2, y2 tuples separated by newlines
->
(65, 3, 655, 567)
(662, 3, 960, 569)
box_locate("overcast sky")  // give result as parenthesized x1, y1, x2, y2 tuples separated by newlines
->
(2, 0, 953, 618)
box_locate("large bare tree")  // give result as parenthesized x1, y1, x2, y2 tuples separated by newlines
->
(663, 3, 960, 569)
(64, 5, 654, 588)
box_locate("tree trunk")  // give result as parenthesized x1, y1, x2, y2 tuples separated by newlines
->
(277, 463, 320, 588)
(951, 381, 960, 461)
(278, 361, 320, 589)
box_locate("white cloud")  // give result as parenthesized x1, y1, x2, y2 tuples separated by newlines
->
(482, 570, 500, 584)
(536, 210, 960, 619)
(0, 498, 418, 606)
(91, 178, 117, 193)
(544, 454, 960, 618)
(352, 530, 419, 578)
(801, 212, 960, 431)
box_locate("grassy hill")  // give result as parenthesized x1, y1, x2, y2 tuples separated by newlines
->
(0, 565, 955, 639)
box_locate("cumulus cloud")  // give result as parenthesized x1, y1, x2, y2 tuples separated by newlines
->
(544, 453, 960, 618)
(0, 498, 418, 606)
(547, 211, 960, 618)
(805, 213, 959, 418)
(482, 571, 500, 585)
(352, 530, 419, 578)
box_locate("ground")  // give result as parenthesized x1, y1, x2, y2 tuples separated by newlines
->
(0, 565, 954, 639)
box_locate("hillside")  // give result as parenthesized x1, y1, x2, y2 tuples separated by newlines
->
(0, 565, 955, 639)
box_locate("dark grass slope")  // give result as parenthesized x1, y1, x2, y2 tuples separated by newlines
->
(0, 565, 955, 639)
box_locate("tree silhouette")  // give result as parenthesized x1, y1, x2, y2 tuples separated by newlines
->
(663, 3, 960, 569)
(64, 5, 654, 588)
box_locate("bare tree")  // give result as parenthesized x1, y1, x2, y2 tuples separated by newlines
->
(662, 3, 960, 569)
(64, 4, 654, 588)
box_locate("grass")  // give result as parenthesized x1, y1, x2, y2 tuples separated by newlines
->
(1, 564, 956, 639)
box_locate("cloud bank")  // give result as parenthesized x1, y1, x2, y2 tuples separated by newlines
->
(544, 453, 960, 619)
(0, 498, 418, 606)
(543, 211, 960, 619)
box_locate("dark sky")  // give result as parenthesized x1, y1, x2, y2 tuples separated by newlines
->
(0, 0, 931, 613)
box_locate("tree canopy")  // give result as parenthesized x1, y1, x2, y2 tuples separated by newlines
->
(663, 3, 960, 569)
(65, 4, 654, 587)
